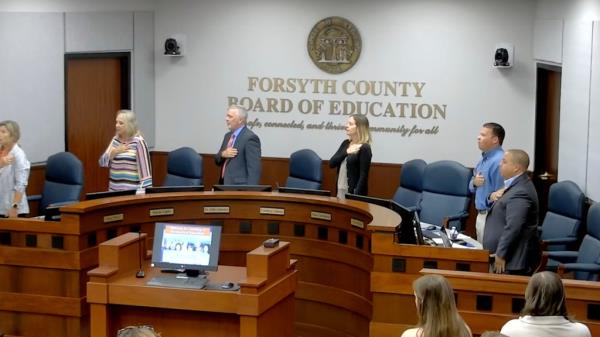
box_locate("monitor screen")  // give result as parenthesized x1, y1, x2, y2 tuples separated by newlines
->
(344, 193, 390, 208)
(145, 185, 204, 194)
(390, 200, 424, 245)
(85, 189, 136, 200)
(277, 186, 331, 197)
(212, 184, 272, 192)
(151, 223, 222, 276)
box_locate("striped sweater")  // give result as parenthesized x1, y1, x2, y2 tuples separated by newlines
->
(99, 135, 152, 191)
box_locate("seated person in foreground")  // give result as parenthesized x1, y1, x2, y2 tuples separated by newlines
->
(401, 274, 472, 337)
(501, 271, 591, 337)
(117, 325, 160, 337)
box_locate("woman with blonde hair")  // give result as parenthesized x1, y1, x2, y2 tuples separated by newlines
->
(117, 325, 160, 337)
(501, 271, 591, 337)
(402, 274, 471, 337)
(99, 110, 152, 191)
(329, 114, 372, 198)
(0, 120, 30, 217)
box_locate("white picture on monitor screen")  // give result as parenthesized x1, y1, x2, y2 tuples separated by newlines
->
(160, 224, 212, 266)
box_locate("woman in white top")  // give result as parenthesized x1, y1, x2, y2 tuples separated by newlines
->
(401, 274, 472, 337)
(0, 120, 30, 217)
(501, 271, 591, 337)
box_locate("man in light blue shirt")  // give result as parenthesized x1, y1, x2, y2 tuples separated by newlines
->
(469, 122, 505, 243)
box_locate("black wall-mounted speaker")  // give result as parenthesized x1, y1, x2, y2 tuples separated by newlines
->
(164, 38, 181, 55)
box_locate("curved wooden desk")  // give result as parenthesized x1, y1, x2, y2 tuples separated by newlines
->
(0, 191, 399, 337)
(87, 233, 298, 337)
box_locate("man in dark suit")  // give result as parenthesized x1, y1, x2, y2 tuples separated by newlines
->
(215, 105, 261, 185)
(483, 149, 539, 275)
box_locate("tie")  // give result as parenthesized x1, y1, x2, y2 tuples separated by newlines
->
(221, 134, 236, 178)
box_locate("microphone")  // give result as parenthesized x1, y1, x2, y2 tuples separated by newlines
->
(135, 231, 145, 278)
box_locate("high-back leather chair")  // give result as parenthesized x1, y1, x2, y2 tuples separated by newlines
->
(163, 147, 203, 187)
(540, 180, 585, 252)
(418, 160, 471, 230)
(28, 152, 84, 214)
(392, 159, 427, 210)
(285, 149, 322, 190)
(549, 202, 600, 281)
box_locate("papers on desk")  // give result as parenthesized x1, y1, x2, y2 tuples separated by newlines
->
(420, 223, 482, 249)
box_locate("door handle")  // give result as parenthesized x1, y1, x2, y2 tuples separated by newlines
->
(538, 171, 555, 180)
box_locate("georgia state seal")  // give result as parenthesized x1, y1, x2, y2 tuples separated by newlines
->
(307, 16, 362, 74)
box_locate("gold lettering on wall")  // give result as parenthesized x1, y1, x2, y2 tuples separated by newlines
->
(229, 75, 447, 137)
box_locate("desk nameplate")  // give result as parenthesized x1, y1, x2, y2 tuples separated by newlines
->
(150, 208, 175, 217)
(260, 207, 285, 215)
(204, 206, 230, 214)
(103, 214, 124, 223)
(311, 211, 332, 221)
(350, 218, 364, 228)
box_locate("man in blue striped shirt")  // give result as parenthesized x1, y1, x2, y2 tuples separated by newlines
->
(469, 122, 505, 243)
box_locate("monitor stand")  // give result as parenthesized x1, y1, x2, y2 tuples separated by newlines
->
(184, 269, 207, 278)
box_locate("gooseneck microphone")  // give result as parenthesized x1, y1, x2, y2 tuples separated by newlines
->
(135, 231, 145, 278)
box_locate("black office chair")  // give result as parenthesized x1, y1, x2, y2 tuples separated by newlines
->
(285, 149, 323, 190)
(163, 147, 203, 187)
(392, 159, 427, 211)
(28, 152, 84, 215)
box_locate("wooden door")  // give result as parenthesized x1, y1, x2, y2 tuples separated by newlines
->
(66, 54, 130, 194)
(534, 65, 561, 217)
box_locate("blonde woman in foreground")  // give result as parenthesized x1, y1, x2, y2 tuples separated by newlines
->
(401, 274, 472, 337)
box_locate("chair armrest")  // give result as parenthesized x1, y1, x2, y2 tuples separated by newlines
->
(542, 237, 579, 251)
(545, 251, 578, 264)
(442, 212, 469, 229)
(558, 263, 600, 280)
(47, 200, 79, 209)
(27, 194, 42, 202)
(543, 237, 578, 245)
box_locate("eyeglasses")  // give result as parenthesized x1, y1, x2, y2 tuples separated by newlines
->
(116, 325, 160, 337)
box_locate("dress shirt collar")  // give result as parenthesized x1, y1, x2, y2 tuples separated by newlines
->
(504, 172, 524, 189)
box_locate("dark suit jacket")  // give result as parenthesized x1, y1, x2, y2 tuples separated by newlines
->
(483, 174, 540, 273)
(329, 140, 372, 195)
(214, 126, 261, 185)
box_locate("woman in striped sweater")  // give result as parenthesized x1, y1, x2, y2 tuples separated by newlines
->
(99, 110, 152, 191)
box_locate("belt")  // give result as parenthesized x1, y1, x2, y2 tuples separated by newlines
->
(477, 210, 488, 214)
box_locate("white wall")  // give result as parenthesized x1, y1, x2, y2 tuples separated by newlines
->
(154, 0, 537, 167)
(536, 0, 600, 200)
(0, 1, 155, 161)
(0, 12, 64, 163)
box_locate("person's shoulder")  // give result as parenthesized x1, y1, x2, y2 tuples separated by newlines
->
(131, 134, 147, 144)
(572, 321, 592, 336)
(500, 318, 522, 332)
(400, 327, 420, 337)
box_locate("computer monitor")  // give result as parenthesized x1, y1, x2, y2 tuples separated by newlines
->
(212, 184, 272, 192)
(151, 222, 222, 277)
(277, 186, 331, 197)
(344, 193, 390, 208)
(85, 189, 136, 200)
(145, 185, 204, 194)
(390, 200, 424, 245)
